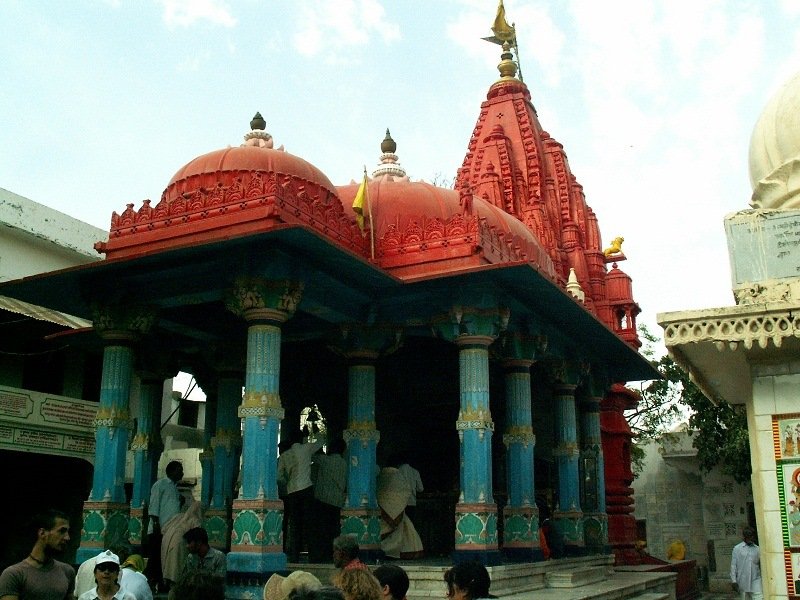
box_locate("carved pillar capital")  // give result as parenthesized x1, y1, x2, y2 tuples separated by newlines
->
(91, 303, 158, 342)
(433, 305, 509, 343)
(225, 277, 303, 323)
(329, 324, 403, 360)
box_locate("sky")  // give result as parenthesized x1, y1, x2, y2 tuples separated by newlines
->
(3, 0, 800, 353)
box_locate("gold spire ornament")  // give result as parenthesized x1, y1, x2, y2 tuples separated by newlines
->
(491, 0, 516, 43)
(482, 0, 524, 82)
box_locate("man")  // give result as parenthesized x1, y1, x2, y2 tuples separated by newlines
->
(0, 509, 75, 600)
(376, 465, 423, 559)
(145, 461, 184, 591)
(374, 564, 409, 600)
(332, 535, 367, 572)
(278, 430, 324, 562)
(309, 438, 347, 563)
(731, 526, 762, 600)
(181, 527, 226, 581)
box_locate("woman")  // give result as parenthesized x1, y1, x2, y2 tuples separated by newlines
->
(443, 561, 492, 600)
(120, 554, 153, 600)
(161, 495, 203, 588)
(337, 569, 381, 600)
(78, 550, 137, 600)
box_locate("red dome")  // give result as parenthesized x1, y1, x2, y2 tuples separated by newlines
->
(164, 145, 337, 201)
(338, 178, 543, 245)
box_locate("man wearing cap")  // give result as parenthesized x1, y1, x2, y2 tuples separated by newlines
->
(77, 551, 136, 600)
(181, 527, 226, 581)
(0, 509, 75, 600)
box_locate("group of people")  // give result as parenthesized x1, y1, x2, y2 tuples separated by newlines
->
(278, 430, 425, 563)
(263, 534, 492, 600)
(0, 503, 226, 600)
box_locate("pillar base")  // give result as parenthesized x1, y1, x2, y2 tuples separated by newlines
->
(583, 512, 608, 552)
(340, 508, 382, 553)
(553, 509, 585, 556)
(503, 505, 539, 552)
(454, 502, 499, 555)
(128, 506, 145, 550)
(77, 501, 130, 563)
(225, 566, 291, 600)
(205, 507, 231, 551)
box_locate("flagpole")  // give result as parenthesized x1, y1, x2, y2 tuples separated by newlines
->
(364, 165, 375, 260)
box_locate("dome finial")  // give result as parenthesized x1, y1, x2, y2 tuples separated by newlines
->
(250, 112, 266, 131)
(372, 128, 406, 180)
(381, 129, 397, 154)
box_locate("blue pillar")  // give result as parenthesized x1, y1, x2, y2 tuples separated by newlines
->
(129, 374, 165, 551)
(580, 394, 608, 552)
(502, 359, 541, 561)
(225, 278, 302, 597)
(552, 376, 585, 555)
(200, 388, 218, 508)
(454, 335, 500, 564)
(341, 357, 382, 558)
(79, 304, 155, 563)
(207, 373, 243, 550)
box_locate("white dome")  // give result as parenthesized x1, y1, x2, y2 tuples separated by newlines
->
(749, 71, 800, 209)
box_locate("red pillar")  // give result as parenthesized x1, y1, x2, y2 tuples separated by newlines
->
(600, 383, 640, 565)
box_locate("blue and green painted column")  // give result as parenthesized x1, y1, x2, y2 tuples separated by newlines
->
(550, 359, 587, 556)
(78, 305, 155, 563)
(335, 325, 401, 561)
(225, 277, 302, 596)
(580, 381, 608, 553)
(199, 386, 218, 508)
(128, 371, 166, 551)
(437, 306, 506, 565)
(497, 328, 546, 561)
(207, 372, 244, 550)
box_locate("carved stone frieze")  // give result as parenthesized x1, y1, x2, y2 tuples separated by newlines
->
(225, 278, 303, 320)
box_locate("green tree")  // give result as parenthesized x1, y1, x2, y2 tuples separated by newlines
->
(632, 325, 751, 483)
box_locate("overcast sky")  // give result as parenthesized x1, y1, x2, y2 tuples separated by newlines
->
(2, 0, 800, 349)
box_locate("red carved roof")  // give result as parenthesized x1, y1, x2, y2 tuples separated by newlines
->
(95, 145, 367, 259)
(337, 178, 555, 279)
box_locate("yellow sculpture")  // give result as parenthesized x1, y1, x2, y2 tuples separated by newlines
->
(603, 236, 624, 256)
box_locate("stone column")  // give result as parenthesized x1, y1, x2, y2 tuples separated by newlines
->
(550, 359, 586, 556)
(436, 306, 507, 565)
(497, 331, 546, 562)
(129, 371, 166, 551)
(78, 305, 155, 563)
(225, 278, 302, 592)
(580, 391, 608, 553)
(207, 371, 243, 550)
(600, 383, 640, 564)
(334, 325, 401, 561)
(199, 386, 218, 508)
(341, 354, 382, 557)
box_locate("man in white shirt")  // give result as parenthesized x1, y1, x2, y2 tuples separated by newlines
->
(144, 461, 183, 592)
(731, 526, 762, 600)
(278, 430, 324, 562)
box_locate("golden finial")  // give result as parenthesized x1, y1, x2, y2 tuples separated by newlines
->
(482, 0, 524, 82)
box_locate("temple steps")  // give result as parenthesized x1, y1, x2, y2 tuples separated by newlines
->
(293, 554, 677, 600)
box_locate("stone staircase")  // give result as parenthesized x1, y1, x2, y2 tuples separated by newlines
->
(293, 555, 676, 600)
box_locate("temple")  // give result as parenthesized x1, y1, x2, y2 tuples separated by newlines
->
(0, 5, 657, 598)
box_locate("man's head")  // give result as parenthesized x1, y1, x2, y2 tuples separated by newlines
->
(742, 526, 757, 546)
(166, 461, 184, 483)
(183, 527, 210, 555)
(327, 439, 346, 456)
(31, 509, 70, 555)
(374, 564, 409, 600)
(332, 534, 359, 568)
